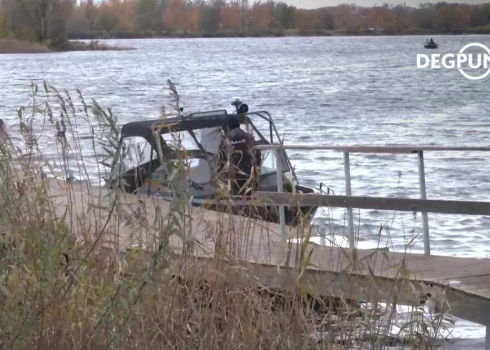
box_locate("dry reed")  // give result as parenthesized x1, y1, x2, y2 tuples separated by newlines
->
(0, 80, 454, 350)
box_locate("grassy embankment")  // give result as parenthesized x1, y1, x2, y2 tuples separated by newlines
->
(0, 37, 133, 54)
(0, 80, 455, 349)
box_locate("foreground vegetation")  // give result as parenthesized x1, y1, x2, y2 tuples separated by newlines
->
(0, 80, 456, 349)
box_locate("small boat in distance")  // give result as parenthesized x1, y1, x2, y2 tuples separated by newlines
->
(424, 38, 438, 49)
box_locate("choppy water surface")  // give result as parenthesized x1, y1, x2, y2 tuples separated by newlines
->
(1, 35, 490, 347)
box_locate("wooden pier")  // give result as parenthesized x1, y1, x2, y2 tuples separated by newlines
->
(44, 144, 490, 349)
(45, 180, 490, 348)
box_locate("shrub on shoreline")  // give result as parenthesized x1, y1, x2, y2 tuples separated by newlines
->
(0, 38, 50, 54)
(0, 38, 134, 54)
(65, 39, 135, 52)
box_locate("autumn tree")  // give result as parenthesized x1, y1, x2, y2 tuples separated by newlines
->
(2, 0, 74, 46)
(367, 4, 400, 33)
(248, 0, 275, 33)
(368, 4, 388, 29)
(0, 2, 9, 36)
(274, 2, 295, 30)
(412, 2, 434, 29)
(48, 0, 76, 47)
(434, 2, 469, 31)
(457, 4, 471, 30)
(392, 5, 413, 32)
(134, 0, 164, 32)
(0, 0, 26, 38)
(113, 0, 139, 34)
(293, 9, 308, 33)
(95, 2, 119, 32)
(470, 4, 490, 28)
(84, 0, 97, 32)
(18, 0, 60, 42)
(240, 0, 249, 31)
(65, 2, 88, 36)
(162, 0, 186, 32)
(333, 4, 366, 33)
(6, 0, 490, 41)
(200, 0, 223, 34)
(314, 8, 334, 30)
(221, 1, 243, 33)
(294, 8, 333, 33)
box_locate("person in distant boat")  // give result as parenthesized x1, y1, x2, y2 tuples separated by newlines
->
(219, 116, 261, 195)
(429, 38, 435, 45)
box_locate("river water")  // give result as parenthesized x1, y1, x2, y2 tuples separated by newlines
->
(1, 35, 490, 348)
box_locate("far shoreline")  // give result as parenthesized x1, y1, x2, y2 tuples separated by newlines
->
(0, 38, 135, 55)
(3, 31, 489, 54)
(68, 28, 490, 41)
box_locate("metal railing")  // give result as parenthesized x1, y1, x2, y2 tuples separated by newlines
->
(254, 144, 490, 256)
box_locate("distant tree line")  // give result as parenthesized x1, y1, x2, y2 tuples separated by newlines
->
(1, 0, 490, 45)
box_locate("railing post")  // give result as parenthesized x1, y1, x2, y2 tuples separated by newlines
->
(417, 150, 431, 256)
(486, 326, 490, 350)
(319, 220, 326, 246)
(343, 152, 355, 249)
(275, 148, 286, 238)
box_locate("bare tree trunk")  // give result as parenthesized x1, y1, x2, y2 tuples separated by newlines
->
(240, 0, 249, 32)
(19, 0, 57, 42)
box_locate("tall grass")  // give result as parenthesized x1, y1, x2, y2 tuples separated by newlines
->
(0, 81, 454, 350)
(0, 38, 51, 54)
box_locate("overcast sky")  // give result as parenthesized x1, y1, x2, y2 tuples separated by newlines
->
(283, 0, 489, 8)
